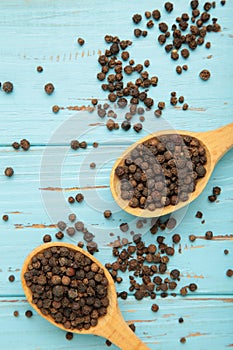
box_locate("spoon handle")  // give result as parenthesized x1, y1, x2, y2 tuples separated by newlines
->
(198, 122, 233, 165)
(98, 308, 150, 350)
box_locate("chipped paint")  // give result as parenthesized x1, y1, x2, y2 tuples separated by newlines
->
(39, 185, 109, 191)
(196, 235, 233, 241)
(15, 224, 56, 229)
(186, 332, 209, 337)
(174, 106, 206, 111)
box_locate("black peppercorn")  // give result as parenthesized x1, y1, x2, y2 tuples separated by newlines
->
(77, 37, 85, 46)
(44, 83, 54, 95)
(2, 81, 13, 93)
(4, 167, 14, 177)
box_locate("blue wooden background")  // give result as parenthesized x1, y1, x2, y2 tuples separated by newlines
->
(0, 1, 233, 349)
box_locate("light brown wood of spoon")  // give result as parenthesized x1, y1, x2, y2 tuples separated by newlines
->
(110, 122, 233, 218)
(21, 243, 150, 350)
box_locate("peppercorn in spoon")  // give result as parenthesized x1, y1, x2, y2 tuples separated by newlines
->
(110, 122, 233, 218)
(21, 243, 149, 350)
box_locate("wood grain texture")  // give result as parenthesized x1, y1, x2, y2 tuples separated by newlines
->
(0, 0, 233, 349)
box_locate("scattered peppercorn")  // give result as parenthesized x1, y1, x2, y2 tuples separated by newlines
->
(226, 269, 233, 277)
(195, 211, 203, 218)
(224, 249, 229, 255)
(77, 37, 85, 46)
(65, 332, 73, 340)
(43, 234, 52, 243)
(20, 139, 30, 151)
(208, 194, 216, 202)
(180, 337, 186, 344)
(44, 83, 54, 95)
(2, 214, 9, 221)
(205, 230, 213, 240)
(52, 105, 60, 113)
(12, 142, 20, 150)
(2, 81, 13, 93)
(37, 66, 43, 73)
(55, 231, 64, 240)
(4, 167, 14, 177)
(132, 14, 142, 24)
(165, 2, 174, 13)
(199, 69, 211, 81)
(13, 310, 19, 317)
(213, 186, 221, 195)
(75, 193, 84, 203)
(25, 310, 33, 318)
(68, 196, 75, 204)
(178, 317, 184, 323)
(8, 275, 15, 282)
(104, 210, 112, 218)
(151, 304, 159, 312)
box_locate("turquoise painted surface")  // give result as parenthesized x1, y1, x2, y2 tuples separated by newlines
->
(0, 1, 233, 349)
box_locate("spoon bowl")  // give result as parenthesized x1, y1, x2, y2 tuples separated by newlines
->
(21, 242, 149, 350)
(110, 123, 233, 218)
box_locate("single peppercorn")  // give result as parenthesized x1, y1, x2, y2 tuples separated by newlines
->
(52, 105, 60, 113)
(68, 196, 75, 204)
(213, 186, 221, 195)
(44, 83, 54, 95)
(12, 142, 20, 150)
(90, 162, 96, 169)
(172, 234, 181, 244)
(176, 65, 182, 74)
(132, 14, 142, 24)
(208, 194, 216, 202)
(165, 2, 174, 12)
(66, 332, 73, 340)
(20, 139, 30, 151)
(180, 337, 186, 343)
(151, 304, 159, 312)
(77, 37, 85, 46)
(70, 140, 79, 150)
(2, 214, 9, 221)
(75, 193, 84, 203)
(8, 275, 15, 282)
(226, 269, 233, 277)
(2, 81, 13, 93)
(37, 66, 43, 73)
(178, 317, 184, 323)
(4, 167, 14, 177)
(43, 234, 52, 243)
(25, 310, 33, 318)
(205, 230, 213, 240)
(224, 249, 229, 255)
(13, 310, 19, 317)
(154, 109, 162, 117)
(55, 231, 64, 240)
(195, 211, 203, 218)
(182, 103, 189, 110)
(199, 69, 211, 81)
(79, 141, 87, 149)
(104, 210, 112, 218)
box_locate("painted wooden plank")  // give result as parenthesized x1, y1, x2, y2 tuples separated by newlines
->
(0, 1, 232, 144)
(0, 1, 233, 349)
(0, 296, 233, 350)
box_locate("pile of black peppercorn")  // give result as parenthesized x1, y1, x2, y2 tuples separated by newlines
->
(105, 232, 198, 304)
(96, 35, 158, 110)
(115, 134, 207, 210)
(24, 246, 109, 331)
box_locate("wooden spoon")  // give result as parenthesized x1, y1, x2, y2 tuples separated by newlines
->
(21, 242, 150, 350)
(110, 122, 233, 218)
